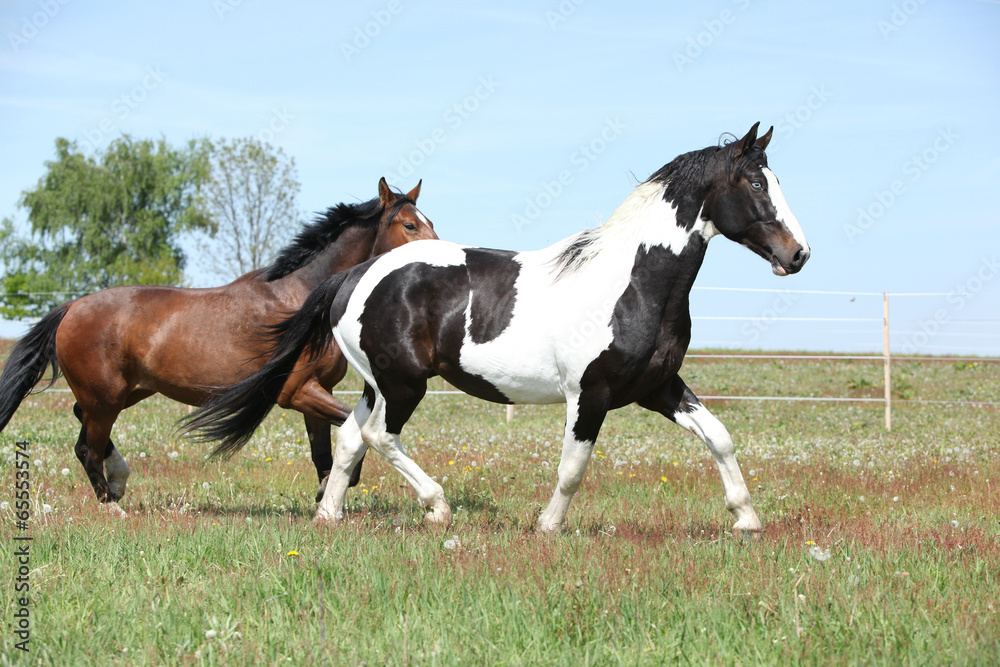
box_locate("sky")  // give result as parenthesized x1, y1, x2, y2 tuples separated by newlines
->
(1, 0, 998, 355)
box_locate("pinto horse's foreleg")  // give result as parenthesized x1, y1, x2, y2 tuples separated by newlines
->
(537, 393, 608, 533)
(73, 403, 130, 502)
(639, 376, 761, 534)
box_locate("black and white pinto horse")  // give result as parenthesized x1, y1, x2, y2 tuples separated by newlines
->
(185, 123, 810, 534)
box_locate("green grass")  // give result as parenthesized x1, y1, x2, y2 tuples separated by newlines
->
(1, 352, 998, 665)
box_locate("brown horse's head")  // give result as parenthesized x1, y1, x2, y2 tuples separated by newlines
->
(372, 177, 438, 256)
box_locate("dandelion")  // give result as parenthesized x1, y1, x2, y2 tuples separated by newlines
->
(42, 504, 52, 514)
(286, 550, 300, 557)
(0, 502, 8, 510)
(660, 476, 668, 483)
(448, 460, 455, 466)
(951, 520, 960, 528)
(168, 451, 179, 459)
(443, 539, 457, 550)
(265, 457, 272, 462)
(139, 452, 146, 458)
(205, 630, 217, 639)
(809, 545, 832, 562)
(61, 468, 70, 476)
(202, 482, 210, 490)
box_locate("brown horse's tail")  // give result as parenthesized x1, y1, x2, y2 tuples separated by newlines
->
(0, 304, 68, 433)
(181, 268, 354, 458)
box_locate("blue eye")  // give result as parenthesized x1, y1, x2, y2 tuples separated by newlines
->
(751, 181, 763, 191)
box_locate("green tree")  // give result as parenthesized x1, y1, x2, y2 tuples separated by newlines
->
(195, 137, 300, 281)
(0, 136, 210, 319)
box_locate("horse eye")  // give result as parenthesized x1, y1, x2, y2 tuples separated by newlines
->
(404, 223, 418, 231)
(751, 181, 763, 191)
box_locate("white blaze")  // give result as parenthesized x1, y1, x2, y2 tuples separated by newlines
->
(762, 168, 809, 252)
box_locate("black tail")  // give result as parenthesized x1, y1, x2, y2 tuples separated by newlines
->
(0, 304, 68, 432)
(181, 270, 352, 458)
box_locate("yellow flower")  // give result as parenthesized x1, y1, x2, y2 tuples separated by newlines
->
(287, 550, 300, 557)
(448, 460, 455, 465)
(661, 476, 668, 483)
(265, 457, 272, 462)
(806, 540, 815, 546)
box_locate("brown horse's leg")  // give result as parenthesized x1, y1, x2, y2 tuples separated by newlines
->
(279, 370, 364, 501)
(72, 403, 122, 502)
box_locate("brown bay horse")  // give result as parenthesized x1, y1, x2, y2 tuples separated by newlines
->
(0, 178, 436, 510)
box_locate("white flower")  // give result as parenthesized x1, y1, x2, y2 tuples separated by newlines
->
(443, 539, 457, 550)
(202, 482, 210, 490)
(139, 452, 146, 459)
(205, 629, 217, 639)
(168, 451, 179, 459)
(0, 502, 8, 510)
(951, 520, 960, 528)
(42, 504, 52, 514)
(61, 468, 70, 476)
(808, 545, 832, 562)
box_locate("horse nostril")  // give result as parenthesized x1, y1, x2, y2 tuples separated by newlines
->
(792, 247, 810, 268)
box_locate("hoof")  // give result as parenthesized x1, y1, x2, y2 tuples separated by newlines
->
(102, 501, 127, 518)
(424, 503, 452, 530)
(536, 522, 563, 535)
(312, 507, 343, 526)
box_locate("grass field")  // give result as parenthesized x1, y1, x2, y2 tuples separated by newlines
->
(1, 349, 998, 665)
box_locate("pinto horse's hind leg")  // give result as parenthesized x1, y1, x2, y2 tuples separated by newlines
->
(314, 396, 373, 524)
(639, 376, 762, 534)
(73, 403, 130, 502)
(364, 386, 450, 528)
(303, 415, 368, 503)
(537, 393, 609, 533)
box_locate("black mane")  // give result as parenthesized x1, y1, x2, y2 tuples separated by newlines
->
(259, 197, 389, 282)
(646, 141, 766, 231)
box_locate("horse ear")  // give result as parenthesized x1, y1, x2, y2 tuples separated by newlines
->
(754, 125, 773, 151)
(378, 177, 396, 207)
(406, 179, 422, 202)
(732, 122, 761, 161)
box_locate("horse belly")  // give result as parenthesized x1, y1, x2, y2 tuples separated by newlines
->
(457, 335, 565, 404)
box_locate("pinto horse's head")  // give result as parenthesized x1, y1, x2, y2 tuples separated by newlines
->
(702, 122, 810, 275)
(372, 177, 438, 255)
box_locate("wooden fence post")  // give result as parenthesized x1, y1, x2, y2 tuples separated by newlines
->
(883, 291, 892, 431)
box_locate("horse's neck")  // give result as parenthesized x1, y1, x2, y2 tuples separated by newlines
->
(559, 181, 712, 323)
(283, 226, 376, 291)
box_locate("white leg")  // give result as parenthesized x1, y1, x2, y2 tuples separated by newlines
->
(537, 397, 601, 533)
(315, 397, 372, 523)
(361, 399, 451, 528)
(105, 448, 130, 499)
(674, 403, 761, 533)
